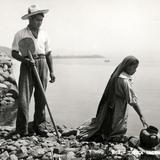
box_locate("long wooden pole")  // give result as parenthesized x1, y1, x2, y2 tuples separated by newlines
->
(28, 51, 60, 140)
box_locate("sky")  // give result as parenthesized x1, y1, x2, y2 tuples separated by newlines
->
(1, 0, 160, 60)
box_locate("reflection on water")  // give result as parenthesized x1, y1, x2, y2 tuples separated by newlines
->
(12, 58, 160, 136)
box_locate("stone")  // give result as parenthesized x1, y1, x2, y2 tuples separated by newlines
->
(64, 147, 79, 154)
(62, 129, 77, 137)
(9, 154, 18, 160)
(17, 139, 29, 146)
(66, 151, 76, 160)
(6, 145, 17, 151)
(53, 145, 65, 154)
(36, 148, 45, 156)
(0, 151, 10, 160)
(16, 151, 28, 159)
(21, 146, 28, 154)
(41, 155, 49, 160)
(26, 156, 34, 160)
(0, 82, 7, 88)
(86, 149, 105, 159)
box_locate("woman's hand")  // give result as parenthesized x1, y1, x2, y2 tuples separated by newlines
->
(140, 116, 148, 128)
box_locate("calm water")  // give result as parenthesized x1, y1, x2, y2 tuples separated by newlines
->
(12, 58, 160, 136)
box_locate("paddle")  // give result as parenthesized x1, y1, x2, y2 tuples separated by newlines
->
(18, 37, 60, 140)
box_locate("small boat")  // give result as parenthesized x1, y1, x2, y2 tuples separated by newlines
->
(104, 59, 110, 62)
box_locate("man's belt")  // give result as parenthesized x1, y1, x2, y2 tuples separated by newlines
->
(24, 54, 46, 59)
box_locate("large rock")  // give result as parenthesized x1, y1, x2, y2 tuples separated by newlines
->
(0, 50, 18, 126)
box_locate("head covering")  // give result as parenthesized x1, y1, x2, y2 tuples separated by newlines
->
(96, 55, 139, 116)
(21, 5, 49, 20)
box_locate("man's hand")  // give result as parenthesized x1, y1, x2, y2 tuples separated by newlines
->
(12, 50, 35, 66)
(23, 58, 35, 66)
(49, 72, 56, 83)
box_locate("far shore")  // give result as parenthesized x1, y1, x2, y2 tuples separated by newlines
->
(0, 46, 106, 59)
(53, 55, 105, 59)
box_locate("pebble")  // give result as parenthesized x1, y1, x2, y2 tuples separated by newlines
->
(9, 154, 18, 160)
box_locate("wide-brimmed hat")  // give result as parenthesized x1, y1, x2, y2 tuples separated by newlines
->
(21, 5, 49, 20)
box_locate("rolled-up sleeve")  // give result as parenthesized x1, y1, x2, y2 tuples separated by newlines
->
(12, 32, 20, 52)
(123, 79, 138, 106)
(45, 33, 52, 54)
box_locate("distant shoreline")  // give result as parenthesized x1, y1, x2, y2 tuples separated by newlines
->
(11, 55, 106, 60)
(53, 55, 105, 59)
(0, 46, 107, 60)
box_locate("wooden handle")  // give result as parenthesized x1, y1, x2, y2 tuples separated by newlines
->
(28, 50, 60, 139)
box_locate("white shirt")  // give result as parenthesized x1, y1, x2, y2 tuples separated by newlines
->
(12, 27, 51, 56)
(119, 72, 138, 104)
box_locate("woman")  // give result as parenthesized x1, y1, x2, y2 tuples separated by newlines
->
(77, 55, 148, 142)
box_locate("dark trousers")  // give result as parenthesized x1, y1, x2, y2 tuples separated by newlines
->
(16, 58, 48, 134)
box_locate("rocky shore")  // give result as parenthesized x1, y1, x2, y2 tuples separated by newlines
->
(0, 122, 160, 160)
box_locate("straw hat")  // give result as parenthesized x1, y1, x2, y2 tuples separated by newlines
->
(21, 5, 49, 20)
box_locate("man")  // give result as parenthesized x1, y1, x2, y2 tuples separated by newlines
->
(11, 5, 55, 137)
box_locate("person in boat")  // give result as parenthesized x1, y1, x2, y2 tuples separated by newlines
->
(77, 55, 148, 143)
(10, 5, 55, 137)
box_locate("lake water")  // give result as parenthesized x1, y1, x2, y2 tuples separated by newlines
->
(12, 57, 160, 137)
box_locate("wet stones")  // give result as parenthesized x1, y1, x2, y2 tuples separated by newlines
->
(1, 124, 160, 159)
